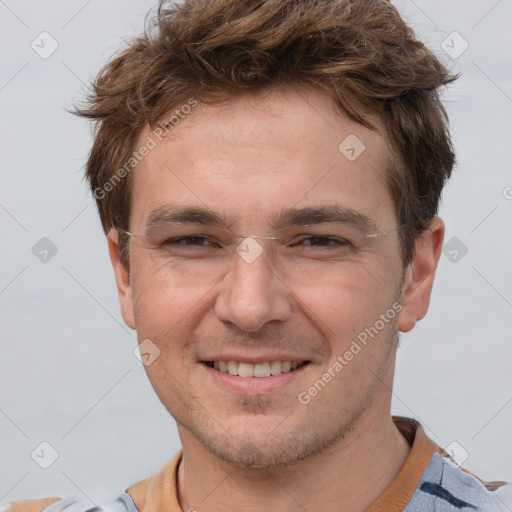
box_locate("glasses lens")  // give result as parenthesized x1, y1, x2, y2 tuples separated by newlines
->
(127, 222, 399, 286)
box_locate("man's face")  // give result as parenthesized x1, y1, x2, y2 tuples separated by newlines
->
(115, 87, 409, 466)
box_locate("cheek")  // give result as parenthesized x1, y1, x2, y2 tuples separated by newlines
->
(290, 259, 398, 333)
(129, 252, 212, 334)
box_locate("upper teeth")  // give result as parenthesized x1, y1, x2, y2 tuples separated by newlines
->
(210, 361, 303, 377)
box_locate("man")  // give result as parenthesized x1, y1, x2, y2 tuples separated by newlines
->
(8, 0, 511, 511)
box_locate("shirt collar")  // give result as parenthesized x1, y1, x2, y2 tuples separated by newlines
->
(126, 416, 439, 512)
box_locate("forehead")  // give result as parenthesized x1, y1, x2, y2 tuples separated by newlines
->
(129, 86, 396, 230)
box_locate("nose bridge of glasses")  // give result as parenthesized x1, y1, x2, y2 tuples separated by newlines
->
(236, 233, 281, 241)
(230, 233, 282, 267)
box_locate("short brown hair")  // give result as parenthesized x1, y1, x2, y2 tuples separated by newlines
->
(76, 0, 456, 266)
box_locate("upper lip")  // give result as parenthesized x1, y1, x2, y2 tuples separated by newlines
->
(200, 352, 312, 364)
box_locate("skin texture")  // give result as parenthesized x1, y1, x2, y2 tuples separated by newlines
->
(108, 87, 444, 512)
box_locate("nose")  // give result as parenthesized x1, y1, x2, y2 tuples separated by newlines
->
(214, 238, 292, 333)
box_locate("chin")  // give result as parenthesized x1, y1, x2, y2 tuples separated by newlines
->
(183, 414, 357, 469)
(203, 436, 316, 468)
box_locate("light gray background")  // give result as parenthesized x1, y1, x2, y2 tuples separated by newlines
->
(0, 0, 511, 508)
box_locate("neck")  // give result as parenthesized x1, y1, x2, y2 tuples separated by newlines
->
(176, 411, 411, 512)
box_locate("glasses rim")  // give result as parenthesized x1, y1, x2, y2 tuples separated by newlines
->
(117, 223, 408, 242)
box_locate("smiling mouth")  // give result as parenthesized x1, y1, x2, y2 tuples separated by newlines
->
(203, 360, 310, 378)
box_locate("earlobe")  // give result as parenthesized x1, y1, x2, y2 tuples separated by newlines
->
(107, 229, 136, 330)
(397, 217, 445, 333)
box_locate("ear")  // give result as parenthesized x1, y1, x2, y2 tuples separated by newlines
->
(397, 217, 445, 333)
(107, 229, 136, 330)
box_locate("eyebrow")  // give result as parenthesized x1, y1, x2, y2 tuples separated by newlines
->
(272, 206, 378, 232)
(144, 205, 378, 232)
(145, 205, 231, 230)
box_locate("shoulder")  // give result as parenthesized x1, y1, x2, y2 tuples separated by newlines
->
(4, 452, 182, 512)
(408, 452, 512, 511)
(4, 498, 60, 512)
(5, 493, 139, 512)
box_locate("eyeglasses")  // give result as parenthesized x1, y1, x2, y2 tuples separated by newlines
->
(119, 222, 405, 286)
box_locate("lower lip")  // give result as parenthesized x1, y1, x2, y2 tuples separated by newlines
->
(201, 363, 309, 396)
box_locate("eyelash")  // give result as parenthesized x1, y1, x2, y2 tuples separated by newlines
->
(162, 235, 350, 248)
